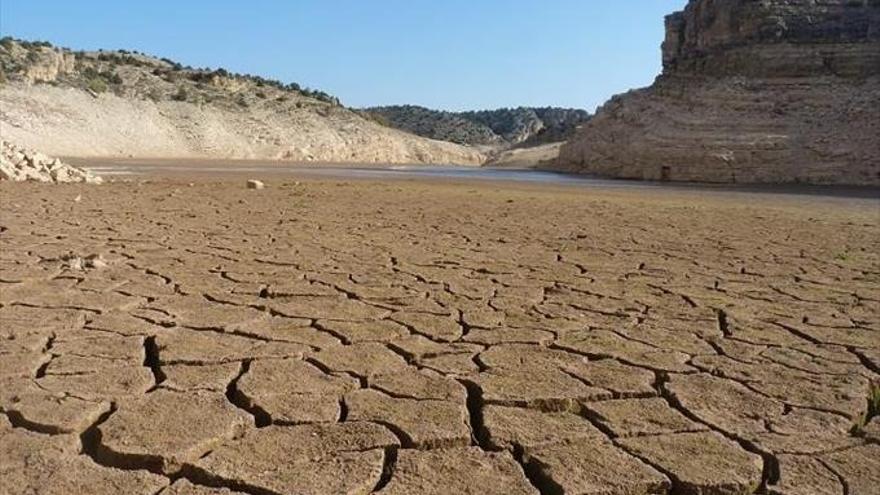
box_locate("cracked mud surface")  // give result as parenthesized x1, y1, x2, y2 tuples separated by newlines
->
(1, 177, 878, 494)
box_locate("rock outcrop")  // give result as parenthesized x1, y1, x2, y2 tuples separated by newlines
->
(0, 140, 102, 183)
(550, 0, 880, 185)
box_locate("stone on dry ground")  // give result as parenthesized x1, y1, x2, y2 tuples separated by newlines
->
(1, 178, 878, 493)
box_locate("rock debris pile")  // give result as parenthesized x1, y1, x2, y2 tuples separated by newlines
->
(0, 140, 102, 184)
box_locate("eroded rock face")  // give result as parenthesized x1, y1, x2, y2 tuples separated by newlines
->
(551, 0, 880, 185)
(4, 43, 77, 84)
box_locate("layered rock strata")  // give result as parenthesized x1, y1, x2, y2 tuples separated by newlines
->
(551, 0, 880, 185)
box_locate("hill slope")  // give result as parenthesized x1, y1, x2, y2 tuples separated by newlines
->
(0, 39, 483, 165)
(548, 0, 880, 185)
(363, 105, 590, 146)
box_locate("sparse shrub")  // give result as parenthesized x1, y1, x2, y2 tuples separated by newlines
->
(103, 70, 123, 85)
(237, 95, 249, 108)
(171, 86, 188, 101)
(255, 90, 267, 99)
(87, 77, 108, 93)
(368, 112, 391, 127)
(869, 382, 880, 420)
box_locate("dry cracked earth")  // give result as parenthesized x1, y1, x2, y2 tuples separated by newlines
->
(1, 177, 879, 495)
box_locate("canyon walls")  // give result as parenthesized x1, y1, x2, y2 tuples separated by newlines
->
(551, 0, 880, 185)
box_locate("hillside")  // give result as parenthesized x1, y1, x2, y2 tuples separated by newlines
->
(363, 105, 590, 147)
(549, 0, 880, 185)
(0, 39, 483, 164)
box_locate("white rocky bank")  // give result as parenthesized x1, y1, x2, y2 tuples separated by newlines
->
(0, 140, 102, 183)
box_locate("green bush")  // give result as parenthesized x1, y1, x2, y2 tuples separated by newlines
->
(87, 77, 108, 93)
(103, 70, 123, 85)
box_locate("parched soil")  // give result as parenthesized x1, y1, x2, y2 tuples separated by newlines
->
(1, 176, 878, 494)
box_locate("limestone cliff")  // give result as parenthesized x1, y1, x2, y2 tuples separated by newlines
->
(551, 0, 880, 185)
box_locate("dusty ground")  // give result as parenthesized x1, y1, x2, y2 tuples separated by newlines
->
(1, 175, 879, 495)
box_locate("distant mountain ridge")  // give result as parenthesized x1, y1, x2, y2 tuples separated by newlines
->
(362, 105, 591, 147)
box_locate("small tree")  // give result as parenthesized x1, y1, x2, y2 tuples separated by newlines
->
(171, 86, 188, 102)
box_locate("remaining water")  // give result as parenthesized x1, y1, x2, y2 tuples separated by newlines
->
(87, 163, 596, 183)
(82, 162, 879, 200)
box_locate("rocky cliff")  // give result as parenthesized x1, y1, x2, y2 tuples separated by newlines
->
(551, 0, 880, 185)
(0, 39, 483, 165)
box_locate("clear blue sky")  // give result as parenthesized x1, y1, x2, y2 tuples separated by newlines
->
(0, 0, 686, 111)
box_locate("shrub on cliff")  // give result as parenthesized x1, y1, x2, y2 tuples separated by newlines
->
(171, 87, 188, 101)
(87, 77, 107, 93)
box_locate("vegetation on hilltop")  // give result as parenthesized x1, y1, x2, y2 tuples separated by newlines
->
(0, 37, 340, 107)
(363, 105, 591, 147)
